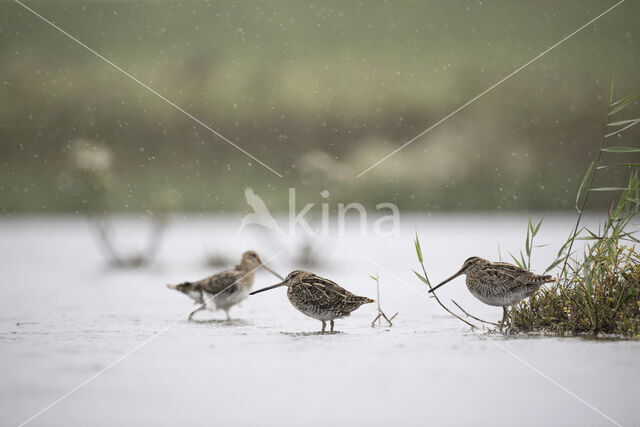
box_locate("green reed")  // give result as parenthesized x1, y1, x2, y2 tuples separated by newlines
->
(511, 86, 640, 337)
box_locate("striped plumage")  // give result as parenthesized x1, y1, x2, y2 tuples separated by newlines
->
(429, 257, 555, 330)
(167, 251, 281, 320)
(250, 270, 374, 332)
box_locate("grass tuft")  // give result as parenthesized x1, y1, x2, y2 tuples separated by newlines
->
(511, 245, 640, 336)
(511, 87, 640, 337)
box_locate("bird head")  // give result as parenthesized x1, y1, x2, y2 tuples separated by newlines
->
(459, 256, 489, 273)
(240, 250, 262, 268)
(240, 250, 284, 280)
(428, 257, 488, 293)
(249, 270, 307, 295)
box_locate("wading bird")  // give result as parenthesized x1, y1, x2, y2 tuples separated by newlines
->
(167, 251, 283, 320)
(429, 257, 555, 330)
(250, 270, 374, 332)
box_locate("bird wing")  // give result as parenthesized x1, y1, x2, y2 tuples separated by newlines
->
(197, 269, 241, 295)
(482, 262, 554, 292)
(298, 274, 371, 312)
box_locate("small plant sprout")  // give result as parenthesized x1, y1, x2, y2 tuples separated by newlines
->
(509, 217, 546, 271)
(369, 273, 398, 327)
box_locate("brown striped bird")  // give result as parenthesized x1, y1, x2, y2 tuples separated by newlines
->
(250, 270, 374, 332)
(429, 257, 555, 330)
(167, 251, 282, 320)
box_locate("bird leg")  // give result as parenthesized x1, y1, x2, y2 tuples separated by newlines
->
(321, 320, 326, 333)
(498, 307, 508, 332)
(330, 320, 335, 332)
(188, 305, 205, 320)
(225, 310, 231, 321)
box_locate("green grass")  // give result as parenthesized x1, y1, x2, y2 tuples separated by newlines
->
(511, 87, 640, 337)
(511, 245, 640, 336)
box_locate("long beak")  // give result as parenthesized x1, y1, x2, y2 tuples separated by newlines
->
(166, 284, 178, 290)
(250, 281, 287, 295)
(261, 264, 285, 281)
(428, 269, 464, 293)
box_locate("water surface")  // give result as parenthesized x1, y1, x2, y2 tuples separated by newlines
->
(0, 215, 637, 426)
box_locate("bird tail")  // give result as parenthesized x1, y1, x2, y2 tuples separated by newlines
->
(166, 281, 193, 291)
(534, 275, 555, 284)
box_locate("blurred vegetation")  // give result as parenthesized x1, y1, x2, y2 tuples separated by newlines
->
(1, 0, 639, 213)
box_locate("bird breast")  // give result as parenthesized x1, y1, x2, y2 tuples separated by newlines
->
(187, 289, 204, 303)
(465, 276, 530, 307)
(204, 285, 250, 311)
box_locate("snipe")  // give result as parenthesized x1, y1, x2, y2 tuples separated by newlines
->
(250, 270, 374, 332)
(429, 257, 555, 330)
(167, 251, 282, 320)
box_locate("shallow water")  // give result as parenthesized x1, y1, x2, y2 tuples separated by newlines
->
(0, 214, 638, 426)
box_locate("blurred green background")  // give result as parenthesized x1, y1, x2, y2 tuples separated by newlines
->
(1, 0, 639, 214)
